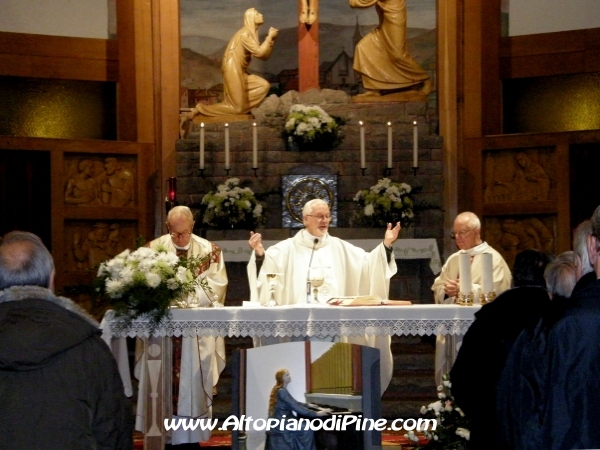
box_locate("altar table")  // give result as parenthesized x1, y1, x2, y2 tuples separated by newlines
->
(102, 304, 479, 450)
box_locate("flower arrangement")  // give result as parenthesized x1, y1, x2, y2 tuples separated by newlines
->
(201, 178, 264, 229)
(283, 104, 344, 151)
(95, 246, 211, 327)
(353, 177, 417, 228)
(404, 374, 471, 450)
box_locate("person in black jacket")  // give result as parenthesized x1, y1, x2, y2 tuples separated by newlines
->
(449, 249, 552, 449)
(0, 231, 133, 450)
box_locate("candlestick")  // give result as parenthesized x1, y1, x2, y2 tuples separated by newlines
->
(199, 123, 205, 170)
(167, 177, 176, 202)
(359, 121, 366, 169)
(224, 123, 230, 170)
(412, 120, 418, 168)
(387, 121, 393, 169)
(252, 123, 258, 168)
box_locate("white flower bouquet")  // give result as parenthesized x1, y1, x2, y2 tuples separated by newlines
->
(283, 104, 344, 151)
(201, 178, 264, 229)
(405, 374, 471, 450)
(353, 177, 417, 228)
(96, 246, 210, 326)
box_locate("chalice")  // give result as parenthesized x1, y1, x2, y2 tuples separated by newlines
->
(265, 273, 282, 306)
(308, 267, 325, 303)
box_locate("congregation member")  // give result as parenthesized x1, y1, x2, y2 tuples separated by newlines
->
(537, 205, 600, 448)
(497, 205, 600, 449)
(0, 231, 132, 449)
(137, 205, 228, 445)
(431, 211, 512, 384)
(545, 251, 581, 302)
(247, 198, 401, 391)
(450, 249, 551, 449)
(572, 218, 595, 294)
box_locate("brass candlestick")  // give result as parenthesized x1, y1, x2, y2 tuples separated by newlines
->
(458, 291, 474, 306)
(480, 291, 496, 305)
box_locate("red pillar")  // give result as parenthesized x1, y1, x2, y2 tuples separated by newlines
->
(298, 0, 320, 92)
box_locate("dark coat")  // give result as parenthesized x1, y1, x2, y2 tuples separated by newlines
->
(497, 278, 600, 450)
(0, 286, 133, 450)
(450, 286, 551, 450)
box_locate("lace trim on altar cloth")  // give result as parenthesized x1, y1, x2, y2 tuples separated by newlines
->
(108, 318, 473, 339)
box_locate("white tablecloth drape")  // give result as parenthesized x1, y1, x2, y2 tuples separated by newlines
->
(103, 303, 478, 339)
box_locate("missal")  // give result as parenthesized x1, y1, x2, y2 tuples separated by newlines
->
(327, 295, 412, 306)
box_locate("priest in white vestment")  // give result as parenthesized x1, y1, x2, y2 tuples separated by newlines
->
(247, 199, 401, 393)
(431, 211, 511, 385)
(136, 206, 228, 444)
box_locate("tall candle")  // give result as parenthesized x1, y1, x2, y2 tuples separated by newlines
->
(359, 121, 366, 169)
(199, 123, 205, 170)
(252, 123, 258, 168)
(481, 252, 493, 294)
(412, 120, 418, 168)
(413, 120, 419, 167)
(458, 251, 472, 296)
(387, 122, 393, 169)
(224, 123, 230, 169)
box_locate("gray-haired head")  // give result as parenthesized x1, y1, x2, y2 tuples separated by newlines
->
(573, 219, 593, 275)
(166, 205, 195, 226)
(545, 251, 581, 299)
(0, 231, 55, 290)
(302, 199, 329, 217)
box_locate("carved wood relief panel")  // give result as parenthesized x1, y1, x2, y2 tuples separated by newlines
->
(483, 147, 555, 206)
(63, 220, 137, 272)
(64, 155, 136, 207)
(484, 215, 556, 268)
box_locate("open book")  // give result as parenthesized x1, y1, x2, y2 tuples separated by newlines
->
(327, 295, 412, 306)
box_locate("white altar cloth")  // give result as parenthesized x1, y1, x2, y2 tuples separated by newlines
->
(103, 303, 478, 339)
(214, 238, 442, 274)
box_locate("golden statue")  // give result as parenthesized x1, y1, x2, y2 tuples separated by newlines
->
(300, 0, 318, 25)
(183, 8, 278, 121)
(350, 0, 432, 101)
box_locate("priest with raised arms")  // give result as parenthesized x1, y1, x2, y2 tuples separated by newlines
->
(247, 198, 401, 392)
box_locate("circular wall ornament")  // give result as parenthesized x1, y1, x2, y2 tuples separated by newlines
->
(282, 175, 338, 227)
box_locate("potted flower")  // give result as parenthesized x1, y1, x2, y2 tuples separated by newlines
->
(353, 177, 417, 229)
(283, 104, 344, 151)
(95, 246, 211, 327)
(200, 178, 264, 229)
(405, 374, 471, 450)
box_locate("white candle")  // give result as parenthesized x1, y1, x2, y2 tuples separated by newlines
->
(387, 122, 393, 169)
(412, 120, 418, 168)
(458, 251, 472, 296)
(199, 122, 205, 170)
(224, 123, 230, 170)
(481, 252, 493, 294)
(252, 123, 258, 168)
(359, 121, 365, 169)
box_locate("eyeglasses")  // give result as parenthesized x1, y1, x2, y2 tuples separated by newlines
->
(450, 229, 474, 239)
(169, 231, 192, 239)
(306, 215, 331, 222)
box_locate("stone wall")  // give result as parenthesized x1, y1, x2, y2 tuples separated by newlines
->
(175, 88, 444, 304)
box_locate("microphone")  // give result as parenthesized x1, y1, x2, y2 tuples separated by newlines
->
(307, 238, 319, 303)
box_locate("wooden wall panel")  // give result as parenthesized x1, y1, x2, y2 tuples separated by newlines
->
(499, 27, 600, 79)
(0, 31, 118, 81)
